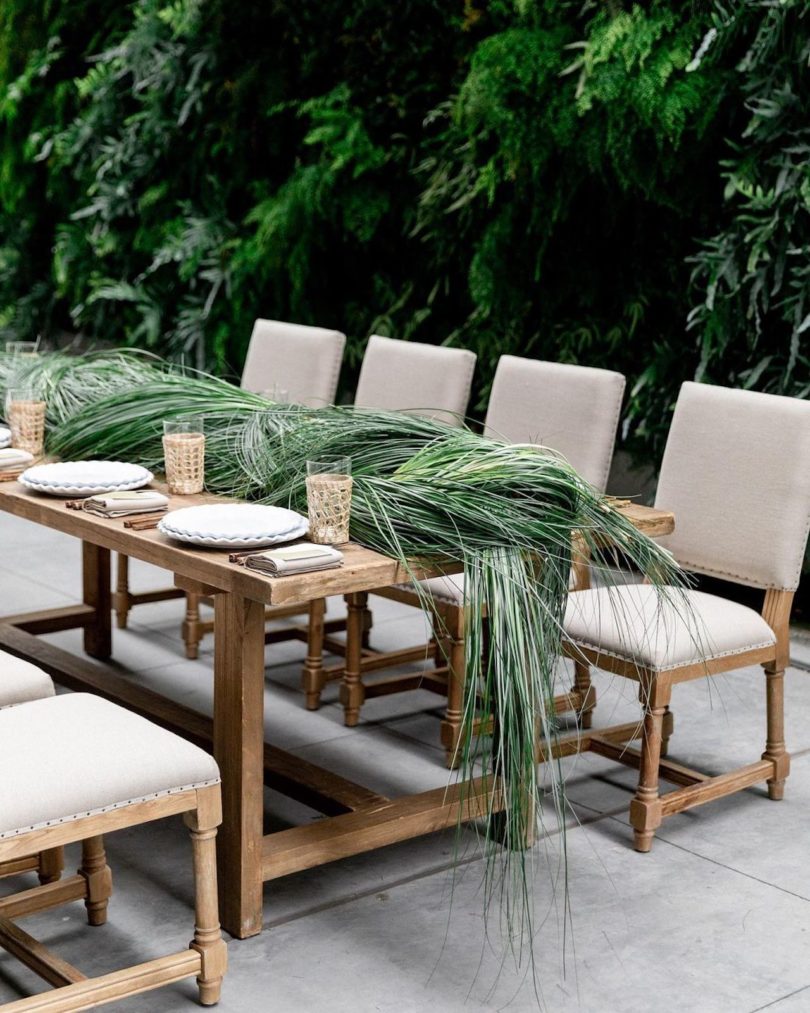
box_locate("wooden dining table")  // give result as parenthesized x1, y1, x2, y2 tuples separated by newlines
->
(0, 480, 674, 939)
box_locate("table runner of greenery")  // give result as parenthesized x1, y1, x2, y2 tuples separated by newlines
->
(0, 348, 688, 963)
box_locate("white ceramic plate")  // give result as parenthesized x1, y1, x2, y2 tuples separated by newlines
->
(20, 461, 154, 497)
(159, 503, 309, 549)
(0, 426, 10, 449)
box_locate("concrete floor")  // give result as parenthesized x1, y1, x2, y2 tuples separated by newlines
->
(1, 511, 809, 1012)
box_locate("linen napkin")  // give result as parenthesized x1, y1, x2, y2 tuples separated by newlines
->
(0, 448, 34, 469)
(82, 489, 170, 518)
(245, 543, 343, 577)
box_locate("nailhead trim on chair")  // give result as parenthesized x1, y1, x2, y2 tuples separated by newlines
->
(0, 777, 221, 839)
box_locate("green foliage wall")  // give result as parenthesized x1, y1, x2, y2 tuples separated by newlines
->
(0, 0, 807, 466)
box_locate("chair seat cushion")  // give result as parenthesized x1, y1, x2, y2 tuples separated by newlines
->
(0, 651, 55, 708)
(0, 694, 220, 839)
(415, 573, 467, 605)
(564, 584, 777, 673)
(404, 566, 578, 606)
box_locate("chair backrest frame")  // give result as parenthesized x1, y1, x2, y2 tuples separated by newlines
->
(484, 355, 626, 492)
(354, 335, 476, 427)
(654, 381, 810, 592)
(241, 319, 346, 408)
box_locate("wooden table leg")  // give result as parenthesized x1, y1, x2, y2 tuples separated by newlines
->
(213, 592, 266, 939)
(340, 592, 367, 727)
(302, 597, 326, 710)
(82, 542, 111, 660)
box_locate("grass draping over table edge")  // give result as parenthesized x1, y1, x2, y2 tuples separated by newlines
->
(0, 349, 691, 972)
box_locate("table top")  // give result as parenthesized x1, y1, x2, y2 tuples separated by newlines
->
(0, 481, 675, 607)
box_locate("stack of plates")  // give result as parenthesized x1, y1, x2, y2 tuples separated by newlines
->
(0, 427, 10, 450)
(159, 504, 309, 549)
(20, 461, 154, 497)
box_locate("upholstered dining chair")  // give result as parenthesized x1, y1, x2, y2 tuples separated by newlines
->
(300, 335, 478, 712)
(113, 318, 347, 661)
(0, 652, 63, 889)
(563, 381, 810, 852)
(328, 357, 626, 764)
(0, 691, 227, 1009)
(354, 334, 476, 425)
(240, 318, 347, 407)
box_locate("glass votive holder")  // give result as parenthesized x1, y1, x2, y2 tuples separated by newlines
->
(6, 388, 46, 456)
(163, 417, 205, 495)
(305, 457, 352, 544)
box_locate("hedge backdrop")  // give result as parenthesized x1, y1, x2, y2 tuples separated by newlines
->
(0, 0, 808, 470)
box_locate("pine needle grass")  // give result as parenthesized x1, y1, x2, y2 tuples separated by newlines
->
(4, 353, 693, 969)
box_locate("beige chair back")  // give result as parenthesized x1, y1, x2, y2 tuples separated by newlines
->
(483, 356, 625, 491)
(241, 319, 346, 407)
(354, 335, 476, 426)
(655, 381, 810, 591)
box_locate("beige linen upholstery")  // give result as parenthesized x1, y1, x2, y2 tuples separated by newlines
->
(241, 318, 346, 407)
(420, 568, 578, 604)
(409, 356, 624, 603)
(484, 356, 626, 490)
(565, 585, 776, 672)
(0, 693, 220, 839)
(655, 382, 810, 591)
(354, 335, 476, 425)
(0, 650, 55, 708)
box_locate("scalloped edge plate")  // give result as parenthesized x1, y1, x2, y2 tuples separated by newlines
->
(20, 461, 154, 497)
(159, 503, 309, 549)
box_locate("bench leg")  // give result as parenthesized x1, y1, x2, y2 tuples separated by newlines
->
(80, 835, 112, 927)
(37, 847, 64, 885)
(186, 792, 228, 1006)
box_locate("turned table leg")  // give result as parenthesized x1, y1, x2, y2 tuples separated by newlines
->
(302, 597, 326, 710)
(213, 592, 266, 938)
(113, 553, 131, 630)
(82, 542, 112, 660)
(340, 592, 367, 727)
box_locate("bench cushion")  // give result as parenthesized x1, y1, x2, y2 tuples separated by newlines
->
(0, 651, 55, 708)
(0, 693, 220, 839)
(564, 584, 777, 673)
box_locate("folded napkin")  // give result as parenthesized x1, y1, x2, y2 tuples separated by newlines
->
(82, 489, 169, 518)
(245, 543, 344, 577)
(0, 448, 34, 469)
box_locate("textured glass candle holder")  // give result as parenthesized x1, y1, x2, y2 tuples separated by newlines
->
(306, 458, 352, 544)
(163, 418, 205, 495)
(6, 389, 45, 456)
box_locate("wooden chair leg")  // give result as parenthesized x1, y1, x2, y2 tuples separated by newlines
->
(37, 847, 64, 885)
(440, 606, 465, 769)
(629, 676, 672, 853)
(573, 661, 596, 730)
(185, 797, 228, 1006)
(762, 662, 790, 800)
(183, 593, 202, 661)
(340, 592, 367, 726)
(113, 553, 131, 630)
(302, 597, 327, 710)
(79, 836, 112, 927)
(661, 704, 674, 757)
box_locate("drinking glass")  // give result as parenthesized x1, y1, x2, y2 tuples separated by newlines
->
(305, 457, 352, 544)
(163, 417, 205, 495)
